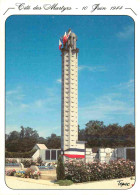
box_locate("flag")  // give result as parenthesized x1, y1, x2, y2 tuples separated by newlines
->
(59, 29, 72, 49)
(67, 29, 71, 39)
(63, 148, 85, 159)
(59, 39, 62, 50)
(63, 32, 68, 45)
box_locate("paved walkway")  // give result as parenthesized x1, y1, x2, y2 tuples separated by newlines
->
(5, 176, 135, 190)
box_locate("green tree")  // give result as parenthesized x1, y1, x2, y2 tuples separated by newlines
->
(85, 120, 105, 136)
(46, 134, 61, 149)
(123, 123, 135, 136)
(106, 123, 122, 136)
(20, 126, 25, 139)
(38, 136, 46, 144)
(6, 126, 39, 152)
(56, 155, 65, 180)
(78, 129, 85, 141)
(8, 131, 20, 140)
(24, 127, 39, 139)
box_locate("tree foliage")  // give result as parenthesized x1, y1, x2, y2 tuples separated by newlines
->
(46, 134, 61, 149)
(5, 126, 61, 153)
(56, 155, 65, 180)
(79, 121, 135, 147)
(5, 121, 135, 153)
(6, 126, 40, 152)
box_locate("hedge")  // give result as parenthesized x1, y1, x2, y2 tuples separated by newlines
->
(64, 159, 135, 183)
(5, 149, 36, 158)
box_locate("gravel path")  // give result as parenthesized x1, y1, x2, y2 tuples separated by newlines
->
(5, 176, 135, 190)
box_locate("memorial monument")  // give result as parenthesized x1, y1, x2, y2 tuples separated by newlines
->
(59, 29, 86, 161)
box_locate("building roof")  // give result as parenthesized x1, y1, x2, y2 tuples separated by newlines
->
(36, 144, 47, 150)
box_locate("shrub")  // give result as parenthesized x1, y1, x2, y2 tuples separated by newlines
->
(5, 159, 18, 164)
(32, 171, 41, 179)
(24, 168, 41, 179)
(37, 157, 43, 166)
(5, 149, 36, 158)
(21, 159, 37, 167)
(56, 155, 65, 180)
(24, 168, 32, 177)
(5, 169, 16, 176)
(21, 160, 31, 168)
(64, 159, 135, 183)
(56, 180, 73, 186)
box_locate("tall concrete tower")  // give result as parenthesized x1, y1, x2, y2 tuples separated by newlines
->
(60, 30, 85, 160)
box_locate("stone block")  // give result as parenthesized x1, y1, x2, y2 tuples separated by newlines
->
(100, 153, 106, 157)
(117, 148, 125, 158)
(100, 156, 105, 161)
(99, 148, 105, 153)
(86, 156, 93, 159)
(86, 151, 91, 155)
(86, 148, 92, 152)
(114, 149, 118, 157)
(19, 163, 24, 170)
(30, 165, 39, 172)
(110, 152, 114, 157)
(105, 148, 112, 153)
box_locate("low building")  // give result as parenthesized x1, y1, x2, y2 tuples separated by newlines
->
(32, 144, 61, 162)
(32, 144, 135, 163)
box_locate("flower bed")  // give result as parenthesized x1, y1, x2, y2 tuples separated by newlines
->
(5, 168, 41, 179)
(15, 170, 25, 178)
(64, 159, 135, 183)
(5, 169, 16, 176)
(5, 159, 18, 164)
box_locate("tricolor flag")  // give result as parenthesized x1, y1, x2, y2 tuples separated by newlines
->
(59, 29, 72, 49)
(63, 148, 85, 159)
(63, 32, 68, 45)
(59, 39, 62, 50)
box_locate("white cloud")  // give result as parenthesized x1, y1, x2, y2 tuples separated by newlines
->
(6, 89, 18, 95)
(78, 65, 106, 72)
(117, 25, 134, 39)
(6, 99, 13, 106)
(6, 85, 61, 116)
(118, 79, 134, 89)
(6, 87, 21, 96)
(34, 99, 45, 108)
(6, 87, 25, 111)
(46, 87, 57, 97)
(56, 78, 62, 83)
(20, 103, 29, 109)
(114, 79, 134, 93)
(79, 92, 134, 123)
(6, 84, 62, 136)
(6, 86, 25, 101)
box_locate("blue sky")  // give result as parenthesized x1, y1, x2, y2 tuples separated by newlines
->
(6, 15, 134, 137)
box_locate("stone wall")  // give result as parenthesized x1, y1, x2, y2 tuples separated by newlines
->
(85, 147, 135, 163)
(99, 148, 117, 163)
(85, 148, 99, 163)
